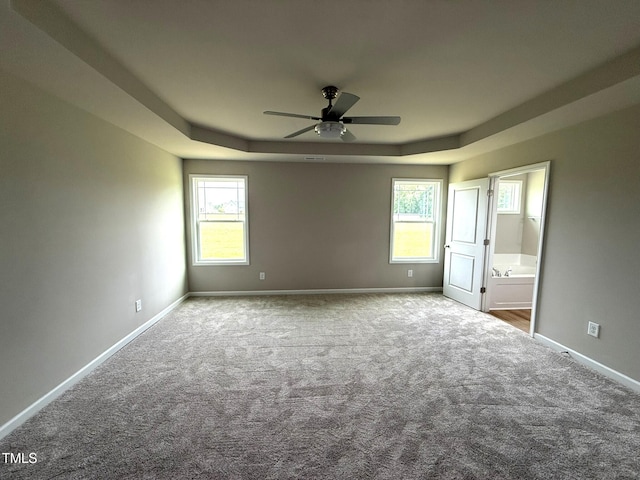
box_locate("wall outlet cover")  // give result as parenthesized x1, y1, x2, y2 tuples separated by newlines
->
(587, 321, 600, 338)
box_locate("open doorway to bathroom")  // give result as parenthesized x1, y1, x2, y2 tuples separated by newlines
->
(483, 162, 550, 336)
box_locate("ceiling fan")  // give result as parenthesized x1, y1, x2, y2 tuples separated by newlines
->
(264, 86, 401, 141)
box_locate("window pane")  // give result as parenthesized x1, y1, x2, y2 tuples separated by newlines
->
(199, 221, 245, 260)
(392, 222, 434, 258)
(198, 184, 245, 220)
(393, 182, 435, 221)
(497, 181, 521, 213)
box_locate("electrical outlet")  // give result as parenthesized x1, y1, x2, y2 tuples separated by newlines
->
(408, 269, 413, 278)
(587, 321, 600, 338)
(135, 299, 142, 312)
(259, 272, 266, 280)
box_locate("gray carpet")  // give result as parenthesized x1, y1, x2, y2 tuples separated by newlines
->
(1, 293, 639, 479)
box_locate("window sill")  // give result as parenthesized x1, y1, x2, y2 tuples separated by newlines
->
(390, 258, 439, 264)
(193, 260, 250, 266)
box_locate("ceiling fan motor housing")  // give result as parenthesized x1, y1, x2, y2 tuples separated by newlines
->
(321, 86, 339, 100)
(321, 86, 340, 121)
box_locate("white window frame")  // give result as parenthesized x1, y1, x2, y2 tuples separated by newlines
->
(389, 178, 442, 264)
(190, 174, 249, 266)
(496, 180, 523, 214)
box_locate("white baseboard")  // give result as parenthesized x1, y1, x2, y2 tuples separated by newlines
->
(1, 287, 438, 438)
(189, 286, 442, 297)
(0, 293, 189, 441)
(534, 333, 640, 394)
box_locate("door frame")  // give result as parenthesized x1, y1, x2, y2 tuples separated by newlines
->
(484, 161, 551, 337)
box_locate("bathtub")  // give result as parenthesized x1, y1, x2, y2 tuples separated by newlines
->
(488, 254, 536, 310)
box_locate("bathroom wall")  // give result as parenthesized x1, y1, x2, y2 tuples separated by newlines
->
(494, 171, 544, 257)
(494, 174, 527, 254)
(522, 170, 545, 256)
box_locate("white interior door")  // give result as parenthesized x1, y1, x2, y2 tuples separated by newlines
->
(443, 178, 489, 310)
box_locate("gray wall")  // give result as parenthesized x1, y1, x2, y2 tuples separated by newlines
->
(450, 104, 640, 382)
(183, 160, 448, 292)
(0, 69, 188, 427)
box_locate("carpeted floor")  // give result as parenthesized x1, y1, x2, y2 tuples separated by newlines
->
(1, 293, 639, 479)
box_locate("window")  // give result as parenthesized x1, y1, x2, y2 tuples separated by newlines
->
(390, 179, 442, 263)
(496, 180, 522, 214)
(190, 175, 249, 265)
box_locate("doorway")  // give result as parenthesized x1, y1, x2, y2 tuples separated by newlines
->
(443, 162, 550, 336)
(484, 162, 550, 335)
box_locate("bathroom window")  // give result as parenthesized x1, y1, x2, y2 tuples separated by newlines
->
(390, 179, 442, 263)
(497, 180, 522, 214)
(190, 175, 249, 265)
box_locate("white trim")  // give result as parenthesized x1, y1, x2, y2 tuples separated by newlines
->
(0, 293, 189, 440)
(389, 178, 443, 264)
(0, 286, 440, 439)
(488, 161, 551, 179)
(534, 334, 640, 393)
(190, 286, 442, 297)
(189, 174, 250, 266)
(10, 288, 637, 446)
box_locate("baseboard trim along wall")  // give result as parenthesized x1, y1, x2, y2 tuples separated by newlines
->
(534, 334, 640, 394)
(5, 291, 635, 441)
(1, 288, 435, 439)
(0, 293, 190, 441)
(189, 286, 443, 297)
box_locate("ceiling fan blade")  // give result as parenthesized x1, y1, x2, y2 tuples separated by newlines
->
(328, 92, 360, 118)
(342, 116, 401, 125)
(284, 124, 317, 139)
(341, 129, 357, 142)
(264, 111, 321, 121)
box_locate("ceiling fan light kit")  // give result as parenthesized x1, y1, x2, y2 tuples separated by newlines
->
(264, 86, 401, 142)
(315, 121, 346, 138)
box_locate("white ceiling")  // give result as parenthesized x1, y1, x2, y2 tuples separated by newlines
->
(2, 0, 640, 164)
